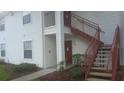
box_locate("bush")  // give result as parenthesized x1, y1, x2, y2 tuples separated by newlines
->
(69, 67, 83, 79)
(0, 59, 5, 64)
(58, 61, 64, 72)
(72, 54, 84, 64)
(13, 63, 39, 73)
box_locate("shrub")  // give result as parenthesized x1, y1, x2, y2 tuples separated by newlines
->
(0, 59, 5, 64)
(69, 67, 83, 79)
(72, 54, 84, 64)
(58, 61, 65, 72)
(13, 63, 39, 73)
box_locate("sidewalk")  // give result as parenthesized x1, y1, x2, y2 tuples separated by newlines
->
(12, 67, 56, 81)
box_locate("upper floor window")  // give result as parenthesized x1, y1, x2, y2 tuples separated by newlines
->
(0, 44, 6, 57)
(24, 41, 32, 59)
(0, 24, 5, 31)
(23, 13, 31, 24)
(44, 11, 55, 27)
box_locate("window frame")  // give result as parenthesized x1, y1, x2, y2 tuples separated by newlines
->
(23, 41, 32, 59)
(23, 13, 31, 24)
(0, 24, 5, 31)
(0, 44, 6, 57)
(44, 11, 56, 27)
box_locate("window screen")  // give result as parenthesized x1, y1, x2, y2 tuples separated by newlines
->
(23, 14, 31, 24)
(0, 24, 5, 31)
(24, 41, 32, 59)
(0, 44, 5, 57)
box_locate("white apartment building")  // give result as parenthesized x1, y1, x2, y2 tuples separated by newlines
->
(0, 11, 123, 72)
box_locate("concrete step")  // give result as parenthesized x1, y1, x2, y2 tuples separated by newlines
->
(97, 54, 110, 56)
(91, 67, 106, 71)
(94, 62, 111, 66)
(89, 72, 112, 78)
(100, 46, 111, 49)
(87, 77, 110, 81)
(95, 57, 110, 60)
(98, 51, 111, 54)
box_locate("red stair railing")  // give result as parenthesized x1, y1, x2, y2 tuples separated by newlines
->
(71, 13, 100, 38)
(84, 27, 102, 79)
(111, 25, 120, 80)
(64, 12, 103, 80)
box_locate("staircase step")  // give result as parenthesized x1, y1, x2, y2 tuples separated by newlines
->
(89, 72, 112, 78)
(93, 63, 107, 67)
(94, 62, 107, 65)
(100, 45, 112, 49)
(97, 54, 110, 57)
(98, 51, 111, 54)
(91, 67, 106, 71)
(95, 57, 110, 60)
(87, 77, 110, 81)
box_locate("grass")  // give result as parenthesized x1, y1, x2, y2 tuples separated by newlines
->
(0, 64, 11, 80)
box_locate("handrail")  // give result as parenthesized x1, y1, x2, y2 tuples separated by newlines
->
(64, 12, 102, 80)
(111, 25, 120, 80)
(71, 13, 99, 27)
(83, 27, 102, 79)
(71, 13, 104, 38)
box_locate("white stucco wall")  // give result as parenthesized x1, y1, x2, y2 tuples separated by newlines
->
(0, 11, 43, 67)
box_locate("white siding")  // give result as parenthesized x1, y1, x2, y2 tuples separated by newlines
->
(0, 12, 43, 67)
(44, 35, 57, 68)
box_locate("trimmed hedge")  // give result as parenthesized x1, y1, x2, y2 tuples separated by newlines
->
(13, 63, 39, 73)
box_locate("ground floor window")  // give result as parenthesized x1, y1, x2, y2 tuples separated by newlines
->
(0, 44, 6, 57)
(24, 41, 32, 59)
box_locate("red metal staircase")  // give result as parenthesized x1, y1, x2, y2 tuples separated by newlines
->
(64, 11, 120, 81)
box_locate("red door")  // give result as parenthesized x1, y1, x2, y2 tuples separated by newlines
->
(64, 11, 71, 27)
(65, 41, 72, 64)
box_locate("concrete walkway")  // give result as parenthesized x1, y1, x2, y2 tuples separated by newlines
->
(12, 67, 56, 81)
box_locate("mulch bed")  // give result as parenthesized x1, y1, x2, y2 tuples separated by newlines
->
(2, 63, 40, 80)
(36, 66, 85, 81)
(36, 65, 124, 81)
(117, 66, 124, 81)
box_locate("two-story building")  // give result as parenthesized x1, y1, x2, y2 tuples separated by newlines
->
(0, 11, 123, 80)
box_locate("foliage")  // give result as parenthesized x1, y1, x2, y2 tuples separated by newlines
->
(58, 61, 65, 72)
(0, 59, 5, 64)
(0, 64, 11, 80)
(69, 66, 82, 79)
(13, 63, 39, 73)
(72, 54, 84, 64)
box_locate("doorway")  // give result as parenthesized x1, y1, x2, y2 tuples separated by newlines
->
(65, 41, 72, 65)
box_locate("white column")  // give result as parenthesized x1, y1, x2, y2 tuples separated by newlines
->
(41, 11, 46, 68)
(56, 11, 65, 69)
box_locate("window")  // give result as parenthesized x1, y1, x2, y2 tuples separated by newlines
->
(0, 44, 5, 57)
(23, 13, 31, 24)
(24, 41, 32, 59)
(0, 24, 5, 31)
(44, 11, 55, 27)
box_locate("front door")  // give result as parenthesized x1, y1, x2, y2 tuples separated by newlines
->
(64, 11, 71, 27)
(65, 41, 72, 65)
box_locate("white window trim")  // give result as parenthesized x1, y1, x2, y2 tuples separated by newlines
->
(23, 40, 33, 60)
(23, 12, 32, 25)
(0, 43, 6, 58)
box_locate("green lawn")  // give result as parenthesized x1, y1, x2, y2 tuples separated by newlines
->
(0, 64, 11, 80)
